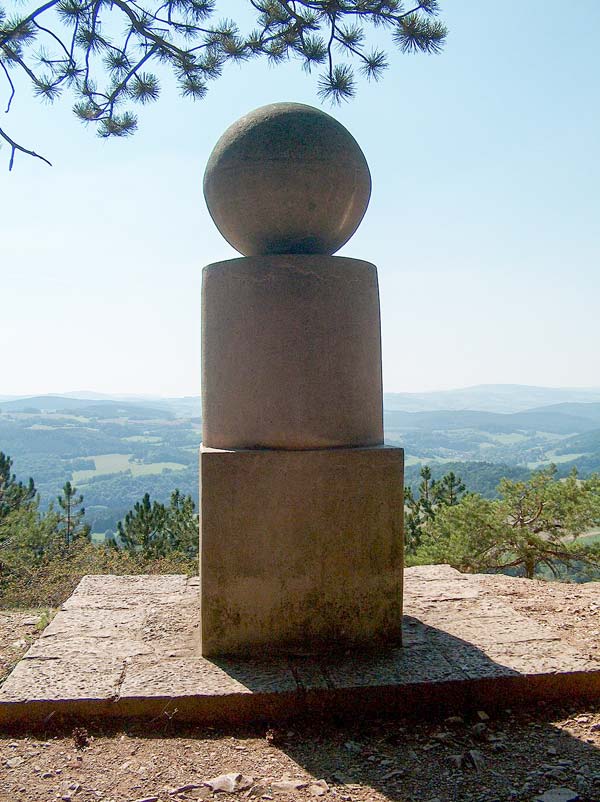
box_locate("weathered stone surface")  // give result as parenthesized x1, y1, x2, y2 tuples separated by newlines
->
(1, 570, 599, 727)
(535, 788, 580, 802)
(27, 636, 154, 660)
(203, 103, 371, 257)
(0, 656, 124, 702)
(201, 255, 383, 450)
(322, 645, 463, 689)
(119, 656, 297, 698)
(42, 607, 145, 638)
(199, 444, 404, 656)
(72, 574, 189, 597)
(118, 658, 256, 698)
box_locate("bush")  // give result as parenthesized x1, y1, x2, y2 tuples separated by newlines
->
(0, 539, 197, 608)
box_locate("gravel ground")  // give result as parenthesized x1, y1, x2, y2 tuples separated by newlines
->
(0, 703, 599, 802)
(1, 577, 598, 802)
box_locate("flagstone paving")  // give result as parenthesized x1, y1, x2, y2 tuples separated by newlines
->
(1, 566, 598, 727)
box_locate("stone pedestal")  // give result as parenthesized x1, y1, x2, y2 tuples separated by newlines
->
(199, 444, 404, 657)
(199, 104, 404, 658)
(202, 255, 383, 450)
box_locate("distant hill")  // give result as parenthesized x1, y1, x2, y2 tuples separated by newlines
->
(404, 461, 531, 498)
(0, 396, 105, 412)
(524, 402, 600, 424)
(7, 385, 600, 417)
(383, 384, 600, 414)
(384, 403, 600, 435)
(1, 386, 599, 532)
(0, 394, 200, 419)
(0, 396, 175, 420)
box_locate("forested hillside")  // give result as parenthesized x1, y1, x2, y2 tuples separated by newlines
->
(2, 389, 600, 535)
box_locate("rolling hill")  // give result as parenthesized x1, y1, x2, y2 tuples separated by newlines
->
(1, 386, 599, 533)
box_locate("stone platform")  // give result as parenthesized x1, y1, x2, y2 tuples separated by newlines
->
(1, 565, 599, 728)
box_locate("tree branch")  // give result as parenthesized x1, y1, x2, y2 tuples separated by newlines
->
(0, 125, 52, 170)
(1, 61, 15, 112)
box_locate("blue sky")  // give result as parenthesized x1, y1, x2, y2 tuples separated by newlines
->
(2, 1, 599, 396)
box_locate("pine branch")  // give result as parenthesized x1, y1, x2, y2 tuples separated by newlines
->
(1, 0, 447, 168)
(0, 124, 52, 170)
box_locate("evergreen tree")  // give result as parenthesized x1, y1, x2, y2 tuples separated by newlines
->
(164, 489, 198, 558)
(0, 453, 60, 561)
(0, 1, 447, 168)
(117, 492, 167, 556)
(415, 467, 600, 579)
(57, 481, 90, 547)
(404, 465, 466, 556)
(0, 452, 35, 519)
(116, 489, 197, 558)
(0, 500, 61, 560)
(432, 471, 466, 507)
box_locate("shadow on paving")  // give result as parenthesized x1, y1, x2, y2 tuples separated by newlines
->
(210, 617, 600, 801)
(2, 617, 599, 801)
(209, 616, 599, 723)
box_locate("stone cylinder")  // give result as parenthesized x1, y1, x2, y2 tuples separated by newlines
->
(201, 255, 384, 450)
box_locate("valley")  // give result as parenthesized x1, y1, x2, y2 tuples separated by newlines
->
(1, 385, 599, 536)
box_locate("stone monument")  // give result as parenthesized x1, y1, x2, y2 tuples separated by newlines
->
(200, 102, 404, 657)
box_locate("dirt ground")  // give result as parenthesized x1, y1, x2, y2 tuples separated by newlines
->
(0, 609, 49, 687)
(1, 577, 599, 802)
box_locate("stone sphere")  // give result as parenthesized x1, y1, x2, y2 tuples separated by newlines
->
(203, 102, 371, 256)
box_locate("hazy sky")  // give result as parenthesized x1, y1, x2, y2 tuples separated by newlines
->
(2, 1, 599, 396)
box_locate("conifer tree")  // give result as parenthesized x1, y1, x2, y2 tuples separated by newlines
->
(164, 489, 198, 558)
(0, 1, 447, 168)
(116, 489, 197, 558)
(57, 480, 90, 547)
(0, 452, 35, 519)
(415, 467, 600, 579)
(432, 471, 466, 507)
(117, 492, 167, 555)
(404, 465, 466, 555)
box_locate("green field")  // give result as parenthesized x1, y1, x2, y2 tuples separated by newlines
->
(528, 452, 586, 469)
(73, 453, 186, 482)
(403, 454, 463, 467)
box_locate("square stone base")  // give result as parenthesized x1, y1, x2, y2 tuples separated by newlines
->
(2, 567, 599, 729)
(199, 445, 404, 656)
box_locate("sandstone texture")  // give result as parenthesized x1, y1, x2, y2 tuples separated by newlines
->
(199, 445, 404, 656)
(1, 566, 599, 727)
(203, 102, 371, 257)
(201, 255, 383, 450)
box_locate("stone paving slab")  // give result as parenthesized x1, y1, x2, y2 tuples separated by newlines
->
(1, 566, 599, 728)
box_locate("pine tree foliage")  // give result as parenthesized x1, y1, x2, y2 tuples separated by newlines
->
(57, 480, 90, 546)
(0, 451, 35, 519)
(0, 0, 447, 168)
(404, 465, 466, 555)
(415, 466, 600, 579)
(117, 491, 165, 553)
(0, 452, 200, 607)
(117, 488, 197, 557)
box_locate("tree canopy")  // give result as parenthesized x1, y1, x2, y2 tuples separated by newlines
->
(117, 488, 197, 557)
(0, 451, 198, 605)
(0, 451, 35, 519)
(404, 465, 466, 555)
(0, 0, 447, 168)
(412, 466, 600, 579)
(57, 480, 90, 545)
